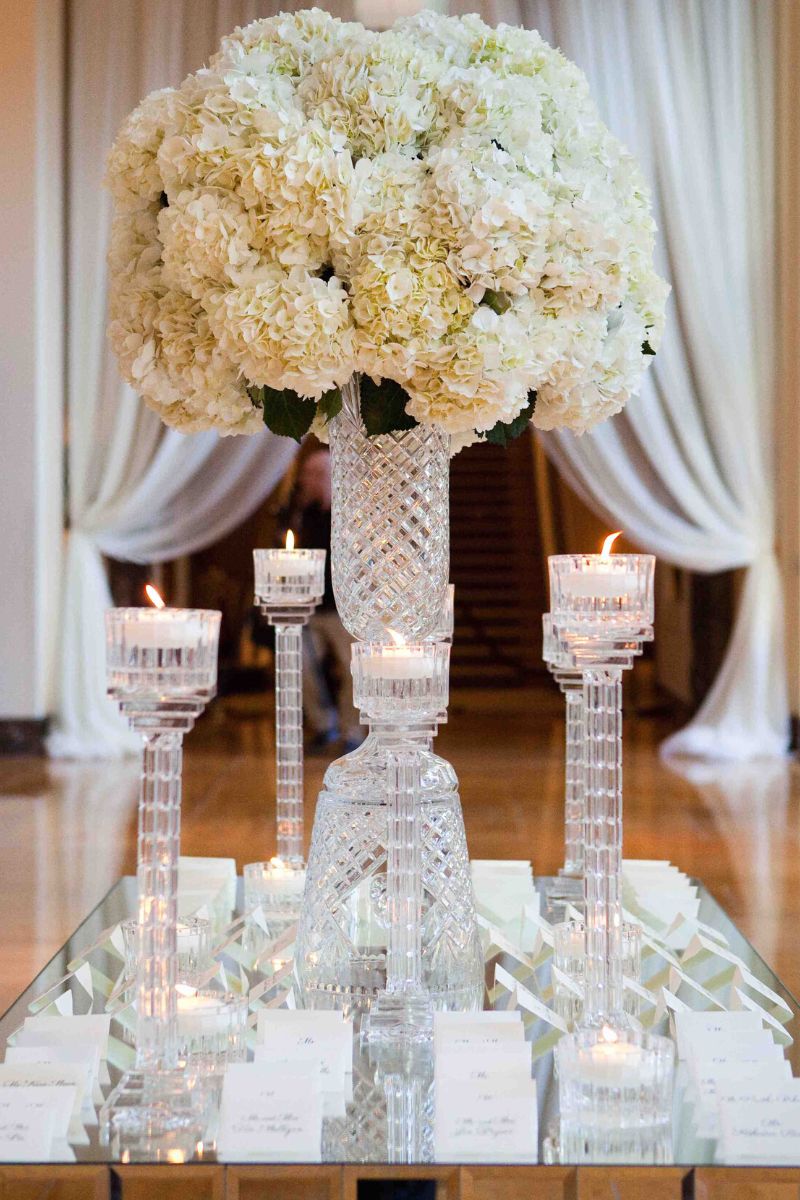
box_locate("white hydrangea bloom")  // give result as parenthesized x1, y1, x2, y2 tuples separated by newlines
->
(204, 265, 355, 399)
(106, 8, 668, 446)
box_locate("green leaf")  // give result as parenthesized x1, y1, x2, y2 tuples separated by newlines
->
(642, 339, 656, 356)
(317, 386, 342, 424)
(248, 384, 316, 442)
(360, 376, 418, 436)
(483, 391, 537, 447)
(482, 289, 511, 315)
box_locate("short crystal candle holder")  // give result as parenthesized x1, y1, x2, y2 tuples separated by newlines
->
(175, 987, 249, 1074)
(253, 546, 325, 615)
(103, 604, 221, 1159)
(252, 545, 326, 895)
(351, 640, 450, 725)
(122, 916, 211, 988)
(556, 1026, 675, 1164)
(548, 553, 655, 634)
(553, 920, 642, 1028)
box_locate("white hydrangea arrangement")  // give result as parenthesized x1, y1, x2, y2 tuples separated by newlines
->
(106, 8, 668, 449)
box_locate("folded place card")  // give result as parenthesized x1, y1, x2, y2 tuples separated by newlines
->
(674, 1009, 763, 1058)
(717, 1089, 800, 1164)
(434, 1013, 523, 1056)
(255, 1010, 352, 1091)
(5, 1043, 99, 1093)
(687, 1059, 792, 1138)
(0, 1093, 56, 1163)
(436, 1043, 532, 1084)
(0, 1064, 84, 1137)
(680, 1026, 781, 1068)
(217, 1062, 322, 1162)
(20, 1015, 111, 1060)
(434, 1076, 537, 1164)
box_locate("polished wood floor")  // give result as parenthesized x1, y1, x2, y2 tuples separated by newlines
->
(1, 681, 798, 1014)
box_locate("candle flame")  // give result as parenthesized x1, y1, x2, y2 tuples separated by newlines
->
(600, 531, 622, 559)
(387, 627, 405, 647)
(285, 529, 295, 551)
(175, 983, 198, 998)
(600, 1024, 618, 1044)
(145, 583, 166, 609)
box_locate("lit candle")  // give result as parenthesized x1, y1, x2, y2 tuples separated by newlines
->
(583, 1027, 644, 1084)
(176, 988, 232, 1036)
(257, 530, 319, 583)
(121, 585, 204, 650)
(360, 630, 436, 680)
(557, 532, 639, 600)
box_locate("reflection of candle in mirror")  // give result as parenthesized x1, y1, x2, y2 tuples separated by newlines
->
(122, 585, 204, 650)
(361, 629, 436, 680)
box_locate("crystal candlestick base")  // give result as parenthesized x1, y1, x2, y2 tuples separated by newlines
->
(542, 614, 585, 912)
(295, 641, 482, 1030)
(102, 606, 220, 1160)
(247, 547, 325, 933)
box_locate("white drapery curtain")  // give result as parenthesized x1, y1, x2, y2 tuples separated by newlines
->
(48, 1, 314, 758)
(460, 0, 786, 759)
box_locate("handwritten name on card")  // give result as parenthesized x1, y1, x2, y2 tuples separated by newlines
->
(434, 1077, 537, 1164)
(218, 1063, 322, 1163)
(718, 1092, 800, 1164)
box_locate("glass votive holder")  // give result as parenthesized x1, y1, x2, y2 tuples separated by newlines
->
(244, 859, 306, 915)
(552, 920, 641, 1027)
(122, 915, 212, 986)
(556, 1026, 675, 1164)
(175, 987, 249, 1073)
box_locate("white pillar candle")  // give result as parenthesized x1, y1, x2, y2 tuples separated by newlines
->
(583, 1038, 644, 1084)
(122, 609, 204, 651)
(176, 991, 232, 1037)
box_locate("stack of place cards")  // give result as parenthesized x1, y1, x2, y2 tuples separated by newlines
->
(675, 1009, 798, 1154)
(623, 860, 699, 933)
(13, 1014, 110, 1098)
(471, 861, 540, 948)
(255, 1010, 352, 1112)
(218, 1009, 352, 1159)
(433, 1012, 537, 1164)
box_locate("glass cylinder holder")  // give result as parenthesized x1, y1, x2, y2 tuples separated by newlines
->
(542, 613, 585, 911)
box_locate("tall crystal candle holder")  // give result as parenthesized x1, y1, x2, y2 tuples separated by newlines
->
(102, 603, 221, 1160)
(548, 552, 674, 1160)
(247, 544, 325, 930)
(542, 613, 585, 911)
(354, 640, 451, 1044)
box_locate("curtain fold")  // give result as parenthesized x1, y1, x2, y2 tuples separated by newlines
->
(478, 0, 786, 760)
(48, 0, 302, 758)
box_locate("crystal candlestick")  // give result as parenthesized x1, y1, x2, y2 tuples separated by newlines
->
(549, 551, 674, 1160)
(357, 641, 450, 1043)
(247, 545, 325, 931)
(102, 604, 221, 1160)
(542, 613, 585, 910)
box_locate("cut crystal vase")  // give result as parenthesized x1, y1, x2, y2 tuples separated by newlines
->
(295, 376, 482, 1017)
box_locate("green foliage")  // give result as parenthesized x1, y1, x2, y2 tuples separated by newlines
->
(360, 376, 419, 436)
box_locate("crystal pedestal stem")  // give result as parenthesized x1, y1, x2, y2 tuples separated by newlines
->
(274, 623, 304, 866)
(562, 689, 585, 879)
(385, 743, 424, 996)
(135, 731, 182, 1072)
(582, 667, 624, 1024)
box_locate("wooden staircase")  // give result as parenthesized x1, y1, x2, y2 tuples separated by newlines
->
(449, 429, 548, 687)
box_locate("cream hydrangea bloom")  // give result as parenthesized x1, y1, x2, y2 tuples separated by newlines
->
(106, 7, 667, 444)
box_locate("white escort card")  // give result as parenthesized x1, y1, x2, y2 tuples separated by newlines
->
(0, 1064, 83, 1143)
(434, 1077, 537, 1164)
(717, 1088, 800, 1164)
(255, 1010, 352, 1116)
(0, 1092, 56, 1162)
(687, 1059, 793, 1139)
(217, 1062, 322, 1162)
(674, 1008, 763, 1058)
(434, 1010, 537, 1164)
(19, 1014, 111, 1060)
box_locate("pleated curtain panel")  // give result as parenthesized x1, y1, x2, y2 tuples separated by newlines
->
(51, 0, 789, 760)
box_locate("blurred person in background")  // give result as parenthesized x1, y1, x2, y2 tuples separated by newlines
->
(280, 445, 363, 754)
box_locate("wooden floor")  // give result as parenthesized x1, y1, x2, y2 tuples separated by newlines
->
(1, 681, 798, 1014)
